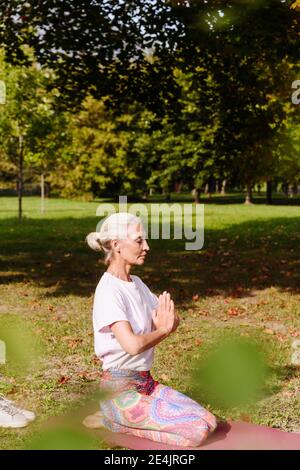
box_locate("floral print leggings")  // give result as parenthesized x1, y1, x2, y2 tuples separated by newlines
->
(99, 368, 217, 447)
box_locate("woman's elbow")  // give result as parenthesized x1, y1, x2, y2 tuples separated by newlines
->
(124, 345, 140, 356)
(122, 339, 141, 356)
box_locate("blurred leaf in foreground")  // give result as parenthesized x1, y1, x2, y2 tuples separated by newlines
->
(26, 390, 110, 450)
(27, 425, 96, 450)
(0, 316, 43, 377)
(190, 334, 270, 410)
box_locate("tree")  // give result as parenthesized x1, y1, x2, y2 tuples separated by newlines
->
(178, 1, 299, 203)
(0, 49, 64, 220)
(2, 1, 299, 204)
(0, 1, 183, 112)
(48, 96, 158, 199)
(147, 63, 220, 202)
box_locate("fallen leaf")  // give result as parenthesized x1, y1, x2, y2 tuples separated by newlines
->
(227, 307, 241, 316)
(77, 371, 89, 379)
(264, 328, 274, 335)
(160, 374, 170, 382)
(58, 375, 71, 385)
(199, 311, 209, 316)
(52, 315, 61, 321)
(240, 414, 252, 423)
(258, 300, 269, 306)
(291, 331, 300, 338)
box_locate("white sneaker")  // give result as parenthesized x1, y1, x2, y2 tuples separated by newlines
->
(0, 395, 36, 422)
(0, 401, 30, 428)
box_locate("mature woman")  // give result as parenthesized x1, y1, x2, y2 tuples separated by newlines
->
(86, 212, 217, 447)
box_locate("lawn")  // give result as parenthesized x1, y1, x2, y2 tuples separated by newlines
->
(0, 195, 300, 449)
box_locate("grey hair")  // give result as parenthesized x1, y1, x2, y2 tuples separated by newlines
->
(86, 212, 142, 265)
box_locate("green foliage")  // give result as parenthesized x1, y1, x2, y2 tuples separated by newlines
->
(148, 64, 220, 192)
(27, 425, 97, 450)
(48, 96, 159, 199)
(190, 335, 270, 410)
(0, 1, 182, 109)
(0, 316, 43, 377)
(0, 2, 299, 200)
(0, 48, 67, 181)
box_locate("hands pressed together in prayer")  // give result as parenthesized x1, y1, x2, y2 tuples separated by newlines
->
(152, 291, 180, 335)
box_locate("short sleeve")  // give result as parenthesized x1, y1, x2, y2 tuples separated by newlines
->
(149, 290, 159, 310)
(93, 288, 129, 333)
(133, 276, 159, 311)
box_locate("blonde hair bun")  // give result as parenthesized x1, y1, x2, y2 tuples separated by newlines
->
(85, 232, 102, 252)
(85, 212, 143, 263)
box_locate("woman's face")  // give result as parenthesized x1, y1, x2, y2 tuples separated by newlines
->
(115, 223, 149, 266)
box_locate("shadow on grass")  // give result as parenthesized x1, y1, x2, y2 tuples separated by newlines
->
(269, 364, 300, 385)
(147, 193, 300, 206)
(0, 213, 299, 301)
(257, 364, 300, 402)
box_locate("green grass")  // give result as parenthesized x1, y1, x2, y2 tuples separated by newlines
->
(0, 195, 300, 449)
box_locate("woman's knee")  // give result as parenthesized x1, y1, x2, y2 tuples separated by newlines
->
(180, 426, 210, 447)
(188, 417, 217, 447)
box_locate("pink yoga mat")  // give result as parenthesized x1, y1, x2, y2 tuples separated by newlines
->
(99, 421, 300, 450)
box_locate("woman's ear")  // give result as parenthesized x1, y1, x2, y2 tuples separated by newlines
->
(111, 239, 121, 253)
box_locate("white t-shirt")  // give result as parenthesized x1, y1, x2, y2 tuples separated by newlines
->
(93, 271, 159, 371)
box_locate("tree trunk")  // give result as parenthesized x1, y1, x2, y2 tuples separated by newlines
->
(282, 182, 288, 196)
(204, 182, 213, 198)
(245, 183, 253, 204)
(141, 190, 148, 201)
(193, 188, 200, 204)
(266, 179, 272, 205)
(174, 180, 183, 193)
(288, 184, 294, 198)
(221, 179, 227, 196)
(18, 134, 24, 223)
(293, 184, 298, 196)
(41, 173, 45, 213)
(162, 187, 171, 202)
(208, 178, 214, 198)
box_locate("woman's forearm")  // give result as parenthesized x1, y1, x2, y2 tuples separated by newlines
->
(135, 327, 170, 354)
(110, 321, 171, 356)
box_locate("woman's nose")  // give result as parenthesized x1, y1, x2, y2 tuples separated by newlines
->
(143, 240, 150, 251)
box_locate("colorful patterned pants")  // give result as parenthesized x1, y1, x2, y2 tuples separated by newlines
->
(99, 368, 217, 447)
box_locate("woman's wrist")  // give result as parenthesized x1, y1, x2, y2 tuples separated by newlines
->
(136, 325, 171, 354)
(158, 326, 171, 337)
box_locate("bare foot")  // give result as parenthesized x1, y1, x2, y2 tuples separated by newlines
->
(82, 411, 105, 429)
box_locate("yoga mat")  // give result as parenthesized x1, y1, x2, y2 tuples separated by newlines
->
(99, 421, 300, 450)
